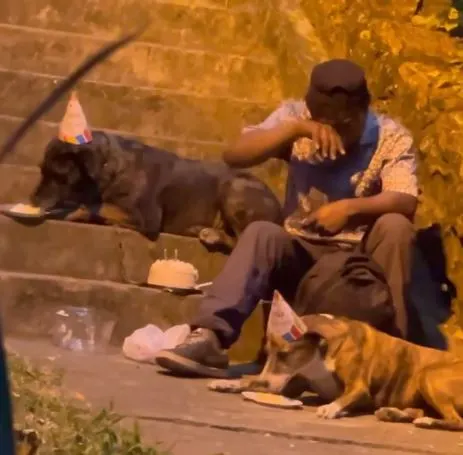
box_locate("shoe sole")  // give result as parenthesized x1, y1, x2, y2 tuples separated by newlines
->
(155, 351, 229, 379)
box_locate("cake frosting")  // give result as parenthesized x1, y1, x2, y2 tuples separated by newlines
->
(148, 259, 199, 289)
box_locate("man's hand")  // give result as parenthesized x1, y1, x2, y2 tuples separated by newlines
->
(302, 199, 352, 235)
(295, 119, 345, 161)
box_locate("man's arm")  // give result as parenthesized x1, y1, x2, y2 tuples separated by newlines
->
(346, 191, 417, 221)
(223, 103, 301, 168)
(224, 121, 298, 168)
(224, 101, 344, 168)
(347, 142, 419, 221)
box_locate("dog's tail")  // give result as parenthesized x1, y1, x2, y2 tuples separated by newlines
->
(0, 22, 149, 163)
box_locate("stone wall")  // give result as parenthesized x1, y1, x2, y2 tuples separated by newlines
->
(268, 0, 463, 334)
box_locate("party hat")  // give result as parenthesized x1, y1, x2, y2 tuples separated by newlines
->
(267, 291, 308, 343)
(58, 91, 93, 145)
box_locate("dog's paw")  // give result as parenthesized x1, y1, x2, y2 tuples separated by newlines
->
(375, 407, 414, 423)
(413, 417, 435, 429)
(316, 402, 345, 419)
(208, 379, 244, 394)
(199, 228, 222, 246)
(413, 417, 463, 431)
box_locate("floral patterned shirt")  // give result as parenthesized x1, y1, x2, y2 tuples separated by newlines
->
(243, 100, 419, 244)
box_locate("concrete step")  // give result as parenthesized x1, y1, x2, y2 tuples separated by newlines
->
(0, 24, 281, 104)
(0, 67, 273, 143)
(0, 0, 273, 59)
(0, 164, 39, 204)
(0, 215, 228, 284)
(0, 270, 265, 361)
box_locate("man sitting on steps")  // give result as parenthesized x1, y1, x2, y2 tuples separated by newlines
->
(155, 59, 418, 378)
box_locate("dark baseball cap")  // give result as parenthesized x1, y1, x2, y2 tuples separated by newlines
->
(305, 59, 371, 116)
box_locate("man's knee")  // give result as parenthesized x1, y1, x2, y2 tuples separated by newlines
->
(370, 213, 415, 244)
(240, 220, 287, 243)
(241, 220, 285, 239)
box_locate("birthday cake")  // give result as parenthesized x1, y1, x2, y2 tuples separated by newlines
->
(147, 259, 199, 289)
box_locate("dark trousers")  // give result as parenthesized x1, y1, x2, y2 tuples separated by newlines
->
(192, 213, 415, 348)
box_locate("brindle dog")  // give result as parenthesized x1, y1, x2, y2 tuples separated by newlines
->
(210, 314, 463, 432)
(31, 132, 283, 250)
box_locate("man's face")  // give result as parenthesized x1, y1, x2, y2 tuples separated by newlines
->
(312, 108, 368, 152)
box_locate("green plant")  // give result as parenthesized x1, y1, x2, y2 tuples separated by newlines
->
(8, 352, 167, 455)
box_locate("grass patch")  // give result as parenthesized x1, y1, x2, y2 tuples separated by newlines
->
(8, 351, 168, 454)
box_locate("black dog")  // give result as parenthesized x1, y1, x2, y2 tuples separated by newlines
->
(31, 131, 283, 251)
(0, 27, 283, 250)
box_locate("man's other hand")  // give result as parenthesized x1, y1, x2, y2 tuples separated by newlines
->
(302, 199, 352, 235)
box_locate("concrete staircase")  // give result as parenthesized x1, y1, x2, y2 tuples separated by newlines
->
(0, 0, 322, 360)
(0, 216, 232, 352)
(0, 0, 287, 198)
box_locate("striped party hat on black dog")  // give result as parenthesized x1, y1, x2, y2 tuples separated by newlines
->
(58, 91, 93, 145)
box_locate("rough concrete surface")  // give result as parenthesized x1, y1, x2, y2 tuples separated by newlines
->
(0, 271, 266, 362)
(0, 216, 227, 283)
(0, 68, 273, 143)
(0, 164, 39, 204)
(0, 271, 201, 341)
(6, 336, 463, 455)
(0, 24, 280, 104)
(0, 0, 274, 58)
(136, 419, 423, 455)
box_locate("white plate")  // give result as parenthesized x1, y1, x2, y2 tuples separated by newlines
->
(142, 281, 212, 293)
(241, 391, 303, 409)
(0, 203, 73, 221)
(0, 203, 45, 219)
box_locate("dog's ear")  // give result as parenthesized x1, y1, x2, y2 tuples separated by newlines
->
(300, 331, 325, 351)
(77, 147, 100, 179)
(301, 314, 349, 342)
(300, 331, 330, 358)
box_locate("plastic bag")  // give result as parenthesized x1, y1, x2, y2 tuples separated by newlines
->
(162, 324, 190, 350)
(122, 324, 191, 363)
(122, 324, 164, 362)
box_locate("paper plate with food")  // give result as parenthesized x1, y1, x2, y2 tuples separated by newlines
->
(0, 203, 46, 220)
(241, 391, 303, 409)
(0, 203, 74, 221)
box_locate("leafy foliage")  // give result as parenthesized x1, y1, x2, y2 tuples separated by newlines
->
(8, 352, 167, 455)
(412, 2, 462, 32)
